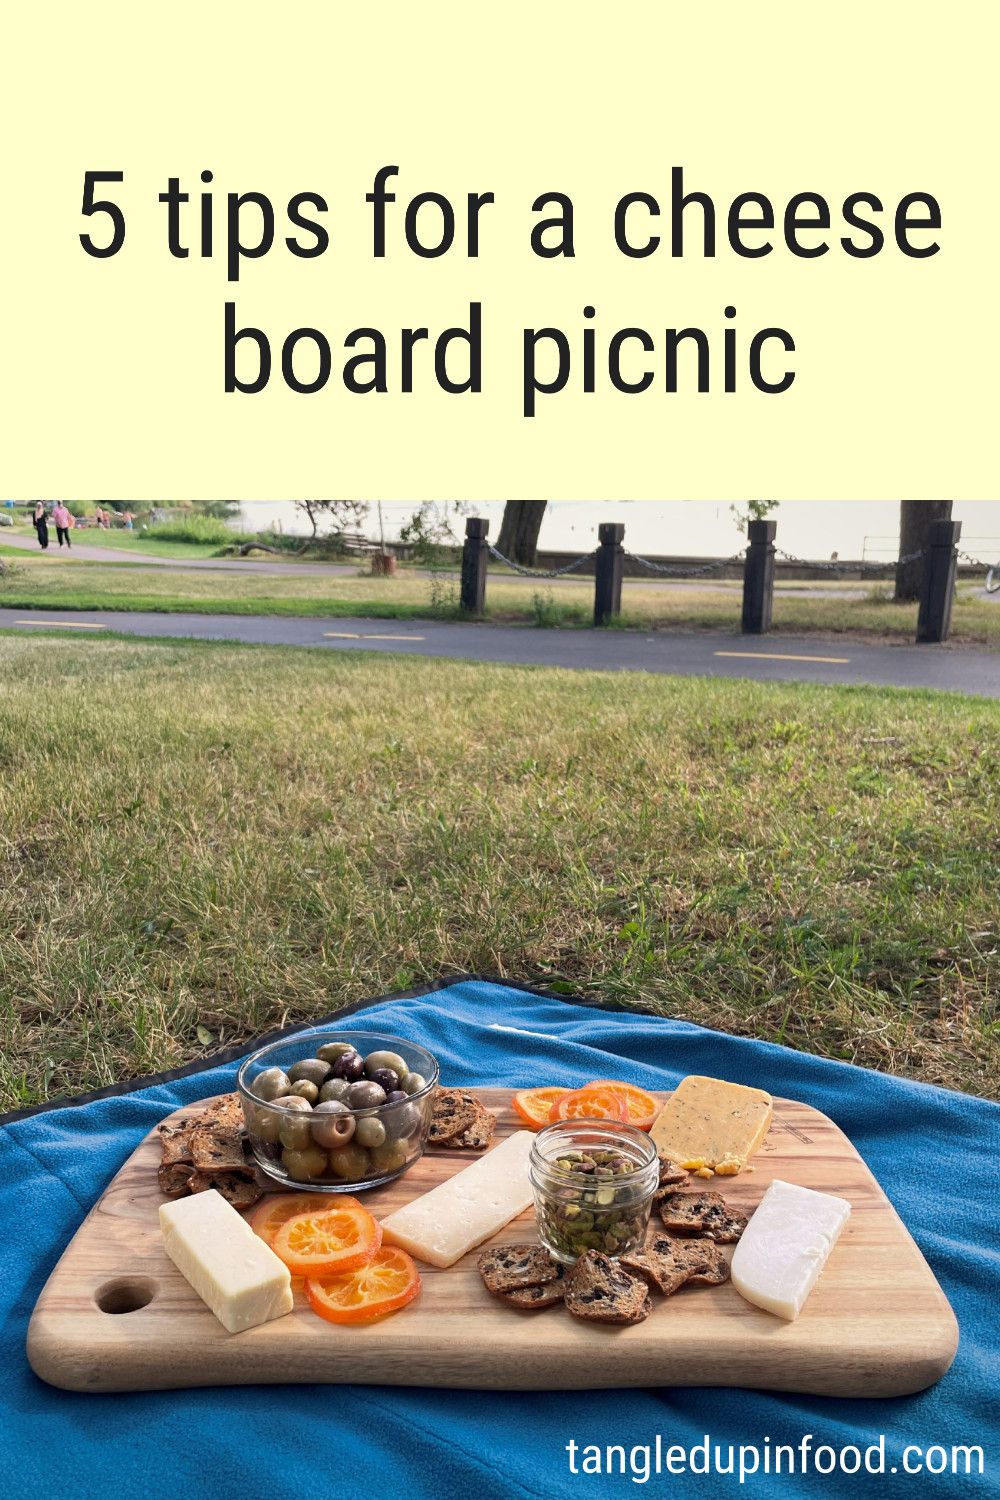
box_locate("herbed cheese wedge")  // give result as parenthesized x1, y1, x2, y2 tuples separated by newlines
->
(380, 1130, 534, 1267)
(730, 1179, 851, 1321)
(159, 1188, 293, 1334)
(649, 1074, 773, 1175)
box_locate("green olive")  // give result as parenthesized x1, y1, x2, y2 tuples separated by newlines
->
(253, 1066, 292, 1102)
(282, 1144, 330, 1181)
(400, 1071, 428, 1096)
(354, 1116, 386, 1149)
(273, 1096, 313, 1150)
(369, 1140, 408, 1175)
(317, 1040, 357, 1064)
(311, 1100, 357, 1149)
(286, 1057, 331, 1087)
(327, 1144, 371, 1182)
(382, 1101, 420, 1141)
(363, 1049, 409, 1080)
(318, 1077, 351, 1104)
(288, 1079, 319, 1104)
(251, 1103, 283, 1145)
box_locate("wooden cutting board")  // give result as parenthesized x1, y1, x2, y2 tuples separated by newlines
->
(27, 1090, 957, 1397)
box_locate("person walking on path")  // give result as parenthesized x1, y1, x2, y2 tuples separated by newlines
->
(52, 502, 74, 549)
(31, 500, 49, 550)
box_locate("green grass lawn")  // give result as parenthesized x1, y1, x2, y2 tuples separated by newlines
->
(71, 530, 226, 560)
(1, 634, 997, 1111)
(1, 519, 349, 562)
(1, 556, 999, 643)
(0, 528, 225, 561)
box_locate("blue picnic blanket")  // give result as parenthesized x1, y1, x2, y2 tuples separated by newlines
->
(1, 979, 997, 1498)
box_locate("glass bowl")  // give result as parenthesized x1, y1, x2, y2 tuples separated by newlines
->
(237, 1031, 439, 1191)
(529, 1120, 659, 1264)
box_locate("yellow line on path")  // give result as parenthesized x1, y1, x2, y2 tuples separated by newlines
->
(715, 650, 850, 665)
(323, 631, 426, 642)
(15, 619, 107, 630)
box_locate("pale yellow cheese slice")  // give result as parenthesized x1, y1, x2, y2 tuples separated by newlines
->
(159, 1189, 293, 1333)
(649, 1074, 773, 1176)
(380, 1130, 534, 1267)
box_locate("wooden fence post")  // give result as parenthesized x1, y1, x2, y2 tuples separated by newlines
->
(741, 519, 777, 634)
(460, 517, 489, 615)
(594, 523, 625, 625)
(916, 519, 961, 643)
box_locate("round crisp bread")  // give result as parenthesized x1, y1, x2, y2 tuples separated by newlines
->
(428, 1088, 480, 1143)
(479, 1244, 563, 1294)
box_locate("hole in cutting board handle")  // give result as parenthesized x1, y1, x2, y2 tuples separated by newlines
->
(94, 1277, 157, 1315)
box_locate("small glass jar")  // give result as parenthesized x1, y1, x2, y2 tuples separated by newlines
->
(529, 1120, 659, 1264)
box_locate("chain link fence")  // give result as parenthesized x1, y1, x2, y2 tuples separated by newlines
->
(959, 549, 999, 571)
(772, 546, 926, 577)
(622, 549, 747, 578)
(485, 540, 989, 585)
(462, 519, 983, 640)
(486, 544, 598, 578)
(958, 551, 1000, 593)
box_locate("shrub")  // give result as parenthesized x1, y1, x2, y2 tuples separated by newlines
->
(426, 568, 461, 617)
(142, 515, 234, 545)
(531, 590, 561, 627)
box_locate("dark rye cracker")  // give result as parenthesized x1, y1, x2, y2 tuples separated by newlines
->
(502, 1278, 566, 1310)
(564, 1250, 652, 1326)
(194, 1093, 245, 1132)
(157, 1094, 254, 1205)
(445, 1099, 496, 1151)
(478, 1244, 563, 1295)
(187, 1171, 262, 1210)
(157, 1161, 195, 1198)
(190, 1120, 253, 1176)
(429, 1087, 496, 1149)
(658, 1190, 748, 1243)
(428, 1088, 480, 1143)
(652, 1158, 690, 1201)
(686, 1248, 731, 1286)
(620, 1233, 730, 1295)
(157, 1118, 196, 1167)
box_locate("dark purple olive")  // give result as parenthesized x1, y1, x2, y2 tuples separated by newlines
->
(369, 1067, 399, 1094)
(347, 1079, 387, 1110)
(385, 1089, 407, 1104)
(331, 1048, 364, 1082)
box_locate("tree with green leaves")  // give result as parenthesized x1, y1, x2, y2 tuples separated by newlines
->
(293, 499, 370, 541)
(730, 499, 779, 533)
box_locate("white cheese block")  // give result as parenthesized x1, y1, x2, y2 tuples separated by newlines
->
(731, 1179, 851, 1321)
(380, 1130, 535, 1267)
(159, 1189, 293, 1334)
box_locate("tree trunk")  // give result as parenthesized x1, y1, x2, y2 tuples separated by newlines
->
(895, 500, 953, 600)
(294, 499, 319, 539)
(496, 500, 547, 565)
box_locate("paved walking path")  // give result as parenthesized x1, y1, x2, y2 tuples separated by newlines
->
(0, 530, 357, 575)
(3, 606, 998, 697)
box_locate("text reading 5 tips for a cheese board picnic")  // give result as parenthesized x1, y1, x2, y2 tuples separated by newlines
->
(77, 166, 941, 416)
